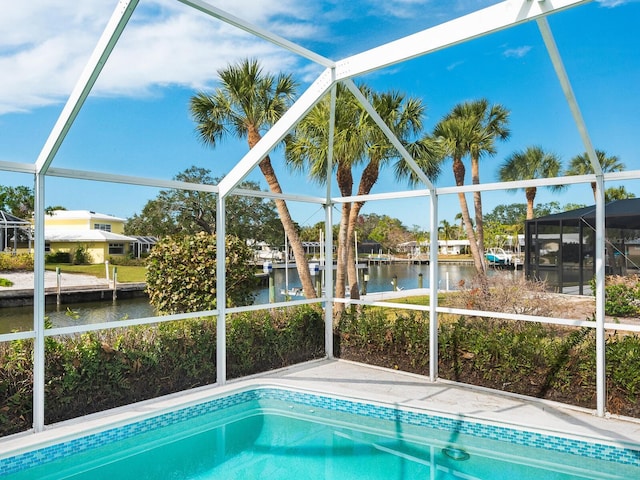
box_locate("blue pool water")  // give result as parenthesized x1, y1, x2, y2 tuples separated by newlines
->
(2, 388, 639, 479)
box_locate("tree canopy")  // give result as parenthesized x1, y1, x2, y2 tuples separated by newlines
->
(125, 166, 283, 245)
(0, 185, 64, 219)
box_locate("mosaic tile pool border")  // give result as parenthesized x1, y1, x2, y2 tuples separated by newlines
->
(2, 386, 639, 476)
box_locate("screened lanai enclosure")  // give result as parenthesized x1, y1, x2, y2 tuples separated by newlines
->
(1, 0, 640, 437)
(0, 211, 32, 253)
(526, 198, 640, 295)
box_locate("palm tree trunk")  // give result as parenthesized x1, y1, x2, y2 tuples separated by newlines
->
(248, 127, 316, 298)
(471, 156, 485, 262)
(346, 161, 380, 300)
(346, 202, 362, 300)
(258, 158, 317, 298)
(335, 162, 353, 313)
(525, 187, 537, 220)
(453, 158, 485, 276)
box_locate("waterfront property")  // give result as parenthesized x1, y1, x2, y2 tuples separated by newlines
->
(42, 210, 136, 264)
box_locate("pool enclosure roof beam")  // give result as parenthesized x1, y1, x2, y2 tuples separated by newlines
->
(218, 0, 588, 199)
(0, 160, 35, 175)
(217, 68, 335, 198)
(332, 0, 589, 81)
(343, 79, 435, 190)
(177, 0, 335, 69)
(34, 0, 139, 176)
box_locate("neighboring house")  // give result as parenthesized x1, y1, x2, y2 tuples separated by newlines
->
(44, 210, 137, 264)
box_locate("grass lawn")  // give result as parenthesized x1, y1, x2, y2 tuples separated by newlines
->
(386, 293, 452, 306)
(45, 264, 147, 283)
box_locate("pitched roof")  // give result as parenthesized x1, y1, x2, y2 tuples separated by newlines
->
(528, 198, 640, 230)
(46, 210, 126, 222)
(45, 230, 136, 242)
(0, 210, 31, 226)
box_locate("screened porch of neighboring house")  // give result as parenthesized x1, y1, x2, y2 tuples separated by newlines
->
(525, 198, 640, 295)
(0, 211, 32, 254)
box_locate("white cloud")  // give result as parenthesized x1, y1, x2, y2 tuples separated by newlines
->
(596, 0, 631, 7)
(503, 45, 532, 59)
(0, 0, 318, 115)
(446, 60, 465, 71)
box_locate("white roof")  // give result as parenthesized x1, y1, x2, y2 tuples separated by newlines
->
(47, 210, 126, 222)
(45, 230, 136, 242)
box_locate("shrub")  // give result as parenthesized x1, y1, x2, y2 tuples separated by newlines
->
(227, 306, 324, 378)
(72, 245, 92, 265)
(45, 251, 71, 264)
(108, 256, 146, 266)
(449, 274, 556, 316)
(146, 232, 258, 314)
(0, 253, 34, 270)
(603, 276, 640, 317)
(0, 306, 325, 437)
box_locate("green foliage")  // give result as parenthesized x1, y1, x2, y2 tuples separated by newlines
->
(368, 215, 412, 251)
(336, 309, 639, 416)
(606, 335, 640, 400)
(108, 256, 146, 266)
(146, 232, 258, 314)
(45, 251, 71, 264)
(227, 306, 324, 378)
(0, 306, 324, 437)
(0, 252, 34, 270)
(590, 275, 640, 317)
(125, 166, 284, 245)
(0, 185, 35, 219)
(605, 283, 640, 316)
(72, 245, 92, 265)
(0, 277, 13, 287)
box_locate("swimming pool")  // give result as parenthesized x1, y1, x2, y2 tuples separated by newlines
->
(2, 387, 639, 479)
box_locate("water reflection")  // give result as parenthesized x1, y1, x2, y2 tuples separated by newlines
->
(0, 297, 156, 334)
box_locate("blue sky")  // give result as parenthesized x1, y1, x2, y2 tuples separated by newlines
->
(0, 0, 639, 231)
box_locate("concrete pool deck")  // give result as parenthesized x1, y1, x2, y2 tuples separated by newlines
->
(2, 358, 640, 459)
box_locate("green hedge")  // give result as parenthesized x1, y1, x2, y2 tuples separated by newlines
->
(0, 253, 33, 270)
(0, 306, 324, 437)
(337, 308, 640, 418)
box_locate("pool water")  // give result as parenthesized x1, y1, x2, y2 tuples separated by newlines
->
(2, 389, 639, 479)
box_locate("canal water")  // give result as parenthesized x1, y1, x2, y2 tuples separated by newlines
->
(0, 263, 516, 333)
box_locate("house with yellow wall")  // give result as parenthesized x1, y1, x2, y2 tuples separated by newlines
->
(45, 210, 136, 264)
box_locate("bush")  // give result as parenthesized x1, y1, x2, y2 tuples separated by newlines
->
(604, 276, 640, 317)
(72, 245, 92, 265)
(146, 232, 258, 314)
(450, 274, 556, 316)
(337, 308, 640, 416)
(108, 256, 146, 266)
(45, 251, 71, 264)
(0, 306, 325, 437)
(0, 253, 33, 270)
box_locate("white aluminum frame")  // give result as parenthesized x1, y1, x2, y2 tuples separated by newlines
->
(3, 0, 634, 435)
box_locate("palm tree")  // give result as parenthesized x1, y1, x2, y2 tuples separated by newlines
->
(344, 90, 441, 299)
(565, 149, 625, 200)
(190, 58, 317, 298)
(433, 115, 484, 275)
(445, 99, 510, 259)
(605, 186, 635, 203)
(287, 84, 441, 302)
(438, 219, 456, 254)
(454, 212, 464, 239)
(286, 83, 366, 303)
(499, 146, 564, 220)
